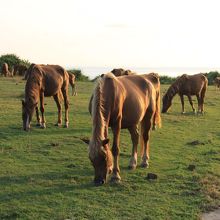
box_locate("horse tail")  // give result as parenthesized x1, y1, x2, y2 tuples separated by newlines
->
(154, 89, 162, 128)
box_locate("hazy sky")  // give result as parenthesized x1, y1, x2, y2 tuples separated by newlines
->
(1, 0, 220, 70)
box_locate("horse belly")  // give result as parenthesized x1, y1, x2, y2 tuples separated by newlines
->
(44, 78, 62, 96)
(121, 97, 147, 128)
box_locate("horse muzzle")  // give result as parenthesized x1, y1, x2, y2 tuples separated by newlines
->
(94, 178, 106, 186)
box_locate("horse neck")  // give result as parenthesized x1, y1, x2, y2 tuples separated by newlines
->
(167, 82, 179, 99)
(25, 77, 41, 103)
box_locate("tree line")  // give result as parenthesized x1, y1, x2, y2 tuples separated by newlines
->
(0, 54, 219, 84)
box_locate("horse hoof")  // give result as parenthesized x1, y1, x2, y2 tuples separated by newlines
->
(110, 174, 121, 183)
(140, 162, 149, 168)
(40, 124, 46, 129)
(181, 112, 185, 114)
(64, 124, 69, 128)
(128, 165, 136, 170)
(110, 177, 121, 183)
(55, 123, 62, 127)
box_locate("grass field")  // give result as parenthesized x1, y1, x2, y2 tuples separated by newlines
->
(0, 76, 220, 220)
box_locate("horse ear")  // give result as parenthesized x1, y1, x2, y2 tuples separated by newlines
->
(81, 138, 90, 145)
(102, 139, 109, 146)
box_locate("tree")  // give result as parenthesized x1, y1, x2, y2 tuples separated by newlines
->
(0, 54, 30, 72)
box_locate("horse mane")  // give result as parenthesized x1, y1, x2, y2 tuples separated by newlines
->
(89, 73, 116, 158)
(89, 77, 106, 157)
(25, 65, 43, 103)
(166, 74, 188, 99)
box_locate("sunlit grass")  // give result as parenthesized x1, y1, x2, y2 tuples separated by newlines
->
(0, 77, 219, 219)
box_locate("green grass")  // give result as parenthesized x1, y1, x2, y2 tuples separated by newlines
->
(0, 77, 220, 220)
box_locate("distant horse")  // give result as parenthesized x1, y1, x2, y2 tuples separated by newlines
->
(22, 64, 70, 131)
(1, 63, 10, 77)
(82, 73, 161, 185)
(68, 73, 77, 96)
(111, 68, 133, 76)
(162, 73, 208, 114)
(14, 64, 28, 76)
(213, 76, 220, 91)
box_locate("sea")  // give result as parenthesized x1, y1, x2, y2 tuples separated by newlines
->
(72, 66, 220, 80)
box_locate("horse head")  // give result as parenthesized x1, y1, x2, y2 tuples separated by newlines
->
(162, 93, 172, 113)
(22, 99, 37, 131)
(82, 138, 113, 186)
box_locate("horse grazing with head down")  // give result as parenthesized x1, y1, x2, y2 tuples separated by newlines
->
(22, 64, 70, 131)
(83, 73, 161, 186)
(162, 73, 208, 114)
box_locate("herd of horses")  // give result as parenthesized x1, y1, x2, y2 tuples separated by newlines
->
(0, 62, 217, 185)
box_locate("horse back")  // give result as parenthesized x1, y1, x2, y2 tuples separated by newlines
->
(105, 74, 156, 128)
(179, 74, 207, 95)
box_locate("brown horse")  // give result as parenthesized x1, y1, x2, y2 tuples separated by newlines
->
(214, 76, 220, 91)
(89, 72, 161, 130)
(82, 73, 161, 185)
(1, 63, 10, 77)
(14, 64, 28, 76)
(22, 64, 70, 131)
(68, 73, 77, 96)
(162, 73, 208, 114)
(111, 68, 133, 76)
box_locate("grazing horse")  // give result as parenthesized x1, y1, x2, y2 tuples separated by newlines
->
(162, 73, 208, 114)
(22, 64, 70, 131)
(83, 73, 161, 185)
(213, 76, 220, 91)
(1, 63, 10, 77)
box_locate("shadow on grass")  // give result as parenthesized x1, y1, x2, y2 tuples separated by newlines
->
(0, 169, 94, 203)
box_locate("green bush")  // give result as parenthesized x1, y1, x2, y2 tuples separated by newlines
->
(204, 71, 220, 85)
(160, 75, 177, 84)
(0, 54, 30, 72)
(67, 69, 89, 81)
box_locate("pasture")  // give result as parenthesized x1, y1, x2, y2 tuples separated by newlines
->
(0, 76, 220, 219)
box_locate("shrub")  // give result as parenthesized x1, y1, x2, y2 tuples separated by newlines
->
(0, 54, 30, 72)
(67, 69, 89, 81)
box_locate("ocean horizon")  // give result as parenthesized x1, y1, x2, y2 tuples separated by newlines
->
(69, 66, 220, 79)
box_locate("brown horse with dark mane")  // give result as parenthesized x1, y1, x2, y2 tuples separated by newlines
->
(83, 73, 161, 185)
(22, 64, 69, 131)
(162, 73, 208, 114)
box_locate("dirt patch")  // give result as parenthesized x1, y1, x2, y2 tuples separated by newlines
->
(202, 208, 220, 220)
(187, 140, 205, 146)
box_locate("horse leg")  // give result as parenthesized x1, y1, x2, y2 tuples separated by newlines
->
(40, 92, 46, 128)
(128, 125, 139, 170)
(200, 86, 206, 114)
(180, 95, 185, 114)
(35, 105, 41, 126)
(140, 109, 153, 168)
(53, 93, 62, 127)
(187, 95, 196, 113)
(111, 121, 121, 182)
(196, 94, 201, 113)
(62, 88, 69, 128)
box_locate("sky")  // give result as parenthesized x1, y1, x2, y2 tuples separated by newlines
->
(1, 0, 220, 76)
